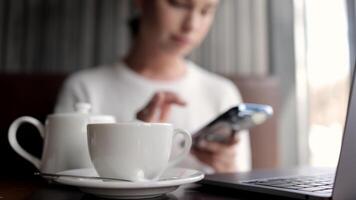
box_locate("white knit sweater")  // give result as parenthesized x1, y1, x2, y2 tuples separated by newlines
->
(55, 61, 251, 173)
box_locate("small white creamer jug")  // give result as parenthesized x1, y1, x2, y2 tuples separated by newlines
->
(8, 102, 115, 174)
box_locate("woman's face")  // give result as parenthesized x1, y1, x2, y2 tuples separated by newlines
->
(138, 0, 219, 57)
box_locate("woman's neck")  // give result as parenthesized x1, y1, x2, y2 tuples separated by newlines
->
(124, 39, 187, 81)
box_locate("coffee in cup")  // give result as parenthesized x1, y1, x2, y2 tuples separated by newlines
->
(87, 122, 192, 182)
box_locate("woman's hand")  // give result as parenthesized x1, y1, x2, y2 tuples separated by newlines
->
(192, 137, 240, 173)
(136, 91, 186, 122)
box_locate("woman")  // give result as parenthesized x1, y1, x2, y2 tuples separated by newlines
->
(55, 0, 251, 173)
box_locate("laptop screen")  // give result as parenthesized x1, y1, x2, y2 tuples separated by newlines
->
(333, 62, 356, 199)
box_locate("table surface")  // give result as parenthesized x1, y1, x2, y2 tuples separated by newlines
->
(0, 177, 298, 200)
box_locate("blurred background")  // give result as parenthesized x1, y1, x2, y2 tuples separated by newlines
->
(0, 0, 355, 172)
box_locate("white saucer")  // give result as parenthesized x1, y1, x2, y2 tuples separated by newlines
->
(54, 168, 204, 199)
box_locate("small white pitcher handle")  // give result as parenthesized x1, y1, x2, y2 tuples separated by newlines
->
(168, 128, 192, 167)
(8, 116, 44, 169)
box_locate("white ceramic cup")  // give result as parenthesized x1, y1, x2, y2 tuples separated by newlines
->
(87, 122, 192, 182)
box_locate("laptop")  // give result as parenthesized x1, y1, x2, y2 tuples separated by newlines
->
(202, 64, 356, 200)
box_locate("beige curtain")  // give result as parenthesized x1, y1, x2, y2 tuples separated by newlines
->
(0, 0, 270, 75)
(190, 0, 269, 75)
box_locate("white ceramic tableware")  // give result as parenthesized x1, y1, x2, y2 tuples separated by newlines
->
(8, 103, 115, 174)
(55, 167, 204, 199)
(87, 122, 192, 182)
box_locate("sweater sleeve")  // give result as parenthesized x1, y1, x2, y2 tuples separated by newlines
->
(219, 80, 242, 111)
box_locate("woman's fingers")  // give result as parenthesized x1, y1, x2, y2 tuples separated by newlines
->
(192, 137, 240, 172)
(147, 92, 164, 121)
(191, 148, 214, 166)
(159, 91, 186, 122)
(137, 92, 161, 121)
(137, 91, 186, 122)
(196, 137, 240, 154)
(161, 91, 186, 106)
(192, 146, 238, 172)
(160, 102, 172, 122)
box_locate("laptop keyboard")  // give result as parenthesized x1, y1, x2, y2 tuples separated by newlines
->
(243, 174, 334, 194)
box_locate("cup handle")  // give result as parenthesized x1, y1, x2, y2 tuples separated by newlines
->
(168, 128, 192, 168)
(8, 116, 44, 169)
